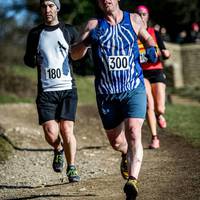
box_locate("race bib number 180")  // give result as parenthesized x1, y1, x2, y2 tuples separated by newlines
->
(45, 68, 62, 80)
(108, 56, 130, 71)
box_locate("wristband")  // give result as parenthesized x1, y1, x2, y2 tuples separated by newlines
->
(146, 46, 158, 63)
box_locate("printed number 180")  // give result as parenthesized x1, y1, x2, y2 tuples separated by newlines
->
(46, 68, 61, 79)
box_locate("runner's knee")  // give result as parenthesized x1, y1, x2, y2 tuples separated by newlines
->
(128, 126, 142, 140)
(110, 141, 122, 151)
(60, 122, 73, 135)
(43, 124, 59, 143)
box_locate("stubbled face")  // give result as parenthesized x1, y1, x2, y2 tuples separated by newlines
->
(98, 0, 119, 14)
(41, 1, 58, 25)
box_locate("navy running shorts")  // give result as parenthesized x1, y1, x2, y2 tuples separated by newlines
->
(143, 69, 166, 84)
(96, 82, 147, 130)
(36, 88, 78, 125)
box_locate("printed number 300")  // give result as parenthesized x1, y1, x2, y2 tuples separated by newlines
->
(108, 56, 129, 71)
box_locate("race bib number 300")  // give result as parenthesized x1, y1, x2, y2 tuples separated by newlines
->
(108, 56, 130, 71)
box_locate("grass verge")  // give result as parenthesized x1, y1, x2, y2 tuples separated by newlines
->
(0, 67, 199, 162)
(76, 75, 96, 105)
(166, 103, 200, 147)
(0, 93, 34, 104)
(0, 130, 13, 162)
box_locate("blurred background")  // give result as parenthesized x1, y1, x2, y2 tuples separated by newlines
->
(0, 0, 200, 90)
(0, 0, 200, 148)
(1, 0, 200, 63)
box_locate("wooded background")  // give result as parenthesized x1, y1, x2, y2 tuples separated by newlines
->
(0, 0, 200, 68)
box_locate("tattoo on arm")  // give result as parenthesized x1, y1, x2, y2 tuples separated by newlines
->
(134, 14, 145, 27)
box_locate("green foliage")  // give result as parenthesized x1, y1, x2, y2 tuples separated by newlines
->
(121, 0, 200, 41)
(23, 0, 96, 24)
(60, 0, 96, 24)
(0, 65, 37, 100)
(0, 136, 13, 162)
(166, 103, 200, 147)
(0, 65, 199, 148)
(76, 75, 96, 105)
(0, 94, 34, 104)
(0, 65, 95, 105)
(171, 86, 200, 102)
(9, 64, 37, 81)
(0, 127, 13, 162)
(21, 0, 200, 36)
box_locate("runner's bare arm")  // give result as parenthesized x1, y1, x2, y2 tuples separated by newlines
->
(71, 19, 98, 61)
(130, 13, 157, 47)
(130, 13, 158, 62)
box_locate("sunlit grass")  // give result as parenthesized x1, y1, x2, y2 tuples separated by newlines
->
(166, 103, 200, 147)
(76, 75, 96, 105)
(0, 65, 199, 148)
(9, 64, 37, 80)
(0, 94, 34, 104)
(0, 65, 97, 104)
(0, 136, 13, 162)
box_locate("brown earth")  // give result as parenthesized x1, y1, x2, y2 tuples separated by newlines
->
(0, 103, 199, 200)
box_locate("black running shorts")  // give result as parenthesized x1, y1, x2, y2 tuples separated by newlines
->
(36, 88, 78, 125)
(143, 69, 166, 84)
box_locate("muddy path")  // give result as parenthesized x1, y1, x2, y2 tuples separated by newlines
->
(0, 104, 199, 200)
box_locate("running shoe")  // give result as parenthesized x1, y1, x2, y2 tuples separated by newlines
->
(66, 165, 80, 183)
(124, 179, 139, 200)
(156, 115, 167, 129)
(52, 148, 64, 173)
(120, 153, 128, 180)
(149, 137, 160, 149)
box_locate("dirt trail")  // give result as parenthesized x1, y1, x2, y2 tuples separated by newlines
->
(0, 104, 199, 200)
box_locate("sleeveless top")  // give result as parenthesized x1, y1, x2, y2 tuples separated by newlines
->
(138, 27, 163, 70)
(92, 11, 144, 95)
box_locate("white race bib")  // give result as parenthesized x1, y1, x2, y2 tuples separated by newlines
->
(108, 56, 130, 71)
(45, 68, 62, 80)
